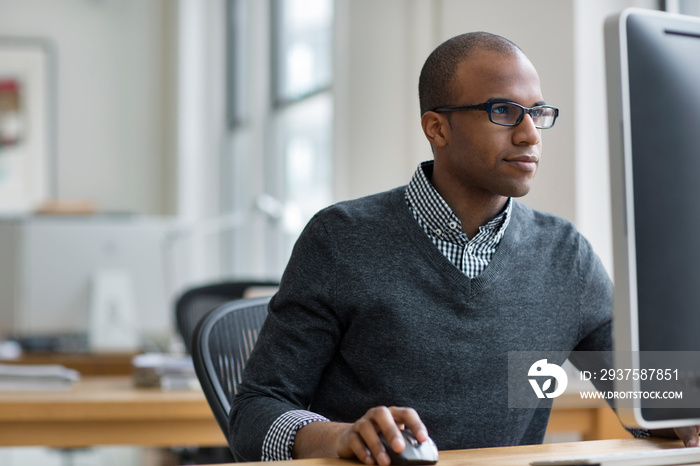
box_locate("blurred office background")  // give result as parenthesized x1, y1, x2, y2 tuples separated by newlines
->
(4, 0, 695, 286)
(1, 0, 698, 465)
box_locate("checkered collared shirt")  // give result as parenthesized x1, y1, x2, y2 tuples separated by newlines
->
(260, 161, 513, 460)
(405, 160, 512, 278)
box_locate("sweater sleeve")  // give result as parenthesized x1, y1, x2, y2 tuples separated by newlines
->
(569, 234, 616, 392)
(229, 212, 344, 462)
(567, 235, 651, 438)
(572, 233, 613, 354)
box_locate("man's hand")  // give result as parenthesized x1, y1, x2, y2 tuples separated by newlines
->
(292, 406, 429, 465)
(674, 426, 700, 447)
(335, 406, 429, 466)
(650, 426, 700, 447)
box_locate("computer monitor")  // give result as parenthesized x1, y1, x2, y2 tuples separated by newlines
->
(0, 215, 176, 352)
(605, 7, 700, 428)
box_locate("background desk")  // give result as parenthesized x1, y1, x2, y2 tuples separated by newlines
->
(0, 372, 628, 448)
(12, 352, 137, 376)
(0, 376, 226, 448)
(220, 438, 687, 466)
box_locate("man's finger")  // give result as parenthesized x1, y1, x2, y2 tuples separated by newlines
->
(370, 406, 405, 454)
(389, 406, 429, 443)
(348, 433, 376, 465)
(356, 414, 392, 465)
(675, 426, 700, 447)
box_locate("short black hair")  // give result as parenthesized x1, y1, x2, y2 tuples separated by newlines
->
(418, 32, 522, 115)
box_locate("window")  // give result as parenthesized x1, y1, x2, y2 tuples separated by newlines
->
(224, 0, 334, 278)
(272, 0, 333, 104)
(226, 0, 247, 128)
(664, 0, 700, 16)
(269, 0, 334, 271)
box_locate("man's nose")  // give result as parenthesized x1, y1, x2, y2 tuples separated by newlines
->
(513, 113, 541, 146)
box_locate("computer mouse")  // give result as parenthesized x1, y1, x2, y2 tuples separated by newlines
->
(378, 428, 439, 465)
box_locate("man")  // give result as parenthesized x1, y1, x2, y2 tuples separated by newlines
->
(230, 32, 699, 464)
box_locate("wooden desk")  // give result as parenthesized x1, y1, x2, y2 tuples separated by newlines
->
(10, 352, 136, 376)
(0, 376, 226, 448)
(216, 438, 689, 466)
(549, 393, 632, 440)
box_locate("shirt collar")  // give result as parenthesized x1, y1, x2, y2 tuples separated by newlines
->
(405, 160, 512, 244)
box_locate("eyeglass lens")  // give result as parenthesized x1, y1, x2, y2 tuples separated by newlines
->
(490, 103, 557, 128)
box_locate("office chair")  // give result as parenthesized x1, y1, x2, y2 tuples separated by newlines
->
(191, 296, 271, 439)
(175, 281, 278, 353)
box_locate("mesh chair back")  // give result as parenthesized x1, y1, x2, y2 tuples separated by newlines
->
(175, 281, 277, 353)
(191, 296, 271, 438)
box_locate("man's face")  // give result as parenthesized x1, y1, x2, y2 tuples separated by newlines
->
(435, 49, 545, 200)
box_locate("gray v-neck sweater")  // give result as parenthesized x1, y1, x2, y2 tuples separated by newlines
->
(230, 186, 613, 461)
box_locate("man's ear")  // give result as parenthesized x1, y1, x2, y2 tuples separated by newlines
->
(421, 111, 450, 148)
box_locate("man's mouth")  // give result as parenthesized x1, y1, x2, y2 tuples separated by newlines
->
(504, 155, 539, 171)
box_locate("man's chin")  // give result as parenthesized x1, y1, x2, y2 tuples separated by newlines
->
(497, 171, 536, 198)
(503, 184, 532, 199)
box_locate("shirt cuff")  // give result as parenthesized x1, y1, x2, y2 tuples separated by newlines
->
(261, 409, 330, 461)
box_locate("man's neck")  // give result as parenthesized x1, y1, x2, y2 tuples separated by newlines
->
(429, 174, 508, 240)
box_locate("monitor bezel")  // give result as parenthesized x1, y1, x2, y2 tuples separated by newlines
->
(605, 7, 700, 429)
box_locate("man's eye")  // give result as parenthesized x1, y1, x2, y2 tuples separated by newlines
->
(492, 105, 511, 115)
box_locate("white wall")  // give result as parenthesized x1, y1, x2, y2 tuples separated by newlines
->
(0, 0, 171, 215)
(0, 0, 665, 276)
(573, 0, 658, 274)
(334, 0, 429, 201)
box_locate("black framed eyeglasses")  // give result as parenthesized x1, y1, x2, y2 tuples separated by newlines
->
(433, 101, 559, 129)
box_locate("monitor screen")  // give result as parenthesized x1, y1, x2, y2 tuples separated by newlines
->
(0, 216, 176, 351)
(606, 8, 700, 428)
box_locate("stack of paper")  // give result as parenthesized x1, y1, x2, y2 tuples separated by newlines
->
(132, 353, 199, 390)
(0, 363, 80, 391)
